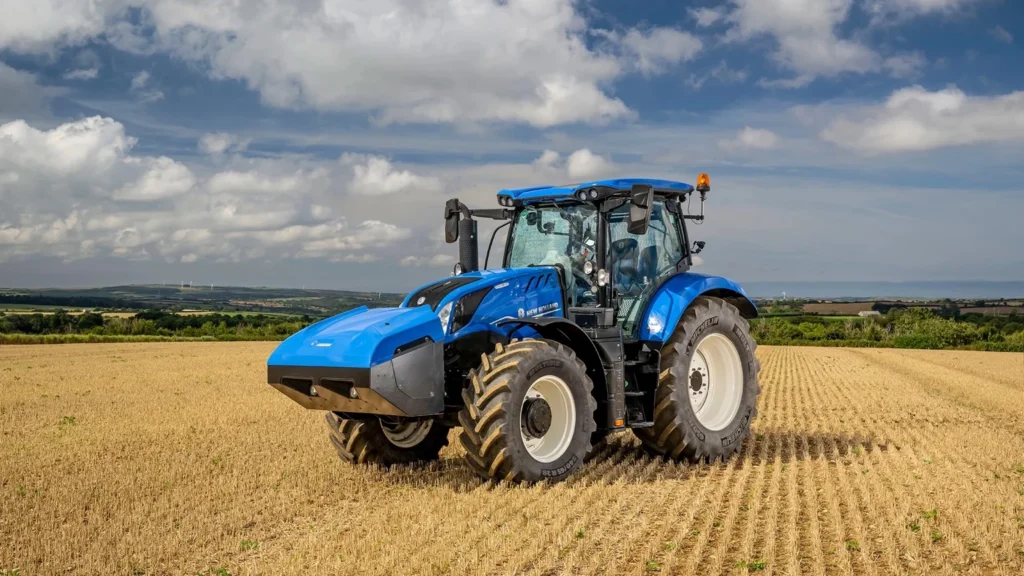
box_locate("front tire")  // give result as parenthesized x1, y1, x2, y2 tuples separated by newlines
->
(635, 296, 760, 462)
(325, 413, 450, 466)
(459, 339, 597, 483)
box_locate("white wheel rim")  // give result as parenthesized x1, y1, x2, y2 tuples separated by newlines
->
(520, 375, 576, 463)
(688, 333, 743, 431)
(380, 419, 433, 448)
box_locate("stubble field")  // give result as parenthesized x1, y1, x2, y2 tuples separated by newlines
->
(2, 343, 1023, 575)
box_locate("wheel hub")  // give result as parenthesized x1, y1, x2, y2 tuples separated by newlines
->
(520, 375, 576, 463)
(687, 333, 743, 431)
(522, 397, 553, 438)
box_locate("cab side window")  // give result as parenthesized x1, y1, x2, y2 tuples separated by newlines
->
(607, 201, 684, 333)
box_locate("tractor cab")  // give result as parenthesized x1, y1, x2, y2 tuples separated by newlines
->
(446, 178, 703, 340)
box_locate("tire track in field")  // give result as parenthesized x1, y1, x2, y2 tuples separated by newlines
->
(747, 349, 786, 573)
(816, 349, 917, 575)
(810, 350, 883, 576)
(840, 349, 1006, 571)
(571, 457, 681, 574)
(795, 348, 852, 575)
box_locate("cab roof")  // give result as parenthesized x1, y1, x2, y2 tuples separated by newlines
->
(498, 178, 694, 203)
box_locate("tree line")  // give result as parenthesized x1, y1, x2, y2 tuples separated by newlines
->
(750, 307, 1024, 352)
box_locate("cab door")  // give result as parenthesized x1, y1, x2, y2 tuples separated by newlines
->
(606, 200, 686, 336)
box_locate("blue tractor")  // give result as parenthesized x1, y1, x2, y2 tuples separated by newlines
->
(267, 175, 760, 482)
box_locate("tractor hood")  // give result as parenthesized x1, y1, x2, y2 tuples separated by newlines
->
(402, 267, 567, 339)
(267, 305, 443, 369)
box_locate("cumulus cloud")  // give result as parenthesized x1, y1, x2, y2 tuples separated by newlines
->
(718, 126, 780, 151)
(0, 0, 117, 53)
(820, 85, 1024, 153)
(113, 157, 196, 201)
(531, 149, 616, 180)
(0, 116, 415, 264)
(343, 154, 441, 195)
(724, 0, 927, 86)
(0, 0, 705, 127)
(690, 7, 726, 27)
(566, 149, 616, 180)
(0, 116, 134, 175)
(198, 133, 250, 155)
(615, 27, 703, 75)
(883, 53, 927, 78)
(726, 0, 878, 83)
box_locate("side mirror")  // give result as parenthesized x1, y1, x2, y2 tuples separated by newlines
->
(444, 198, 460, 243)
(692, 241, 705, 254)
(627, 183, 654, 235)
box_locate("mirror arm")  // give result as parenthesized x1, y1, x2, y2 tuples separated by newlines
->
(470, 208, 513, 220)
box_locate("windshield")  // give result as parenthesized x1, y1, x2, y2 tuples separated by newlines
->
(507, 204, 598, 306)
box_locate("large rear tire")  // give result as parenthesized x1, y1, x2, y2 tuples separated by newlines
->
(325, 413, 450, 466)
(459, 339, 597, 483)
(634, 296, 760, 462)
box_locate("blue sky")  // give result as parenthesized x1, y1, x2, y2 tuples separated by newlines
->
(0, 0, 1022, 291)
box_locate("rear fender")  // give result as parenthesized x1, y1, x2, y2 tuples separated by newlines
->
(639, 273, 757, 344)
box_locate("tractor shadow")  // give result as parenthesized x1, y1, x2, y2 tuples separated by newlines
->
(373, 428, 894, 491)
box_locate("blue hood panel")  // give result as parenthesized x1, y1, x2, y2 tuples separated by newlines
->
(267, 305, 443, 369)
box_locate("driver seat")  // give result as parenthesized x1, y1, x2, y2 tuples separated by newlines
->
(610, 238, 639, 295)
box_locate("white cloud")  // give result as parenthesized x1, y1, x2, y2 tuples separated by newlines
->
(690, 7, 726, 27)
(616, 27, 703, 75)
(989, 26, 1013, 44)
(0, 0, 117, 53)
(566, 149, 615, 180)
(0, 116, 134, 175)
(130, 70, 150, 91)
(198, 133, 250, 155)
(718, 126, 780, 151)
(401, 254, 455, 267)
(533, 150, 562, 170)
(129, 70, 164, 102)
(0, 0, 707, 127)
(724, 0, 924, 86)
(883, 53, 927, 78)
(343, 154, 441, 195)
(113, 157, 196, 201)
(865, 0, 990, 20)
(0, 116, 419, 264)
(131, 0, 638, 127)
(530, 148, 616, 180)
(726, 0, 879, 83)
(63, 68, 99, 80)
(687, 60, 748, 89)
(820, 85, 1024, 153)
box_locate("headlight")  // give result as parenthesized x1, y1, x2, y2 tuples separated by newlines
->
(437, 301, 453, 335)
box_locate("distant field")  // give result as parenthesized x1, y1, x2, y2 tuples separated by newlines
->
(2, 344, 1023, 575)
(960, 307, 1022, 315)
(803, 302, 877, 315)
